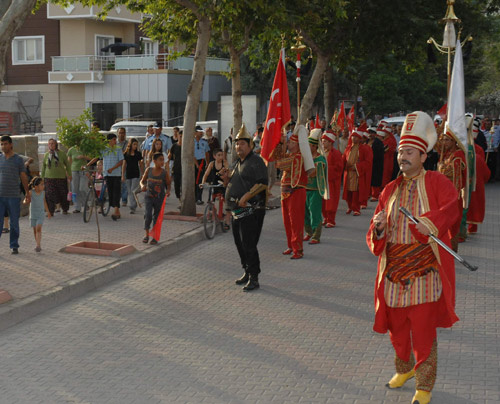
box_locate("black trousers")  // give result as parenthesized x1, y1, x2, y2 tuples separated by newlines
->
(105, 176, 121, 208)
(173, 171, 181, 199)
(231, 209, 265, 277)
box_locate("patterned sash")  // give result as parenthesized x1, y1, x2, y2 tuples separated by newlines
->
(386, 242, 438, 286)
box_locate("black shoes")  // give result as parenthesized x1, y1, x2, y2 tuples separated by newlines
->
(11, 248, 18, 254)
(235, 273, 249, 285)
(243, 277, 259, 292)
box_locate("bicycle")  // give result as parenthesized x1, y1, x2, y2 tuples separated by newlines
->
(83, 168, 111, 223)
(201, 183, 229, 239)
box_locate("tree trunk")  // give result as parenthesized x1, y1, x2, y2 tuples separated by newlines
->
(230, 49, 242, 163)
(0, 0, 38, 88)
(298, 53, 329, 126)
(323, 66, 335, 125)
(180, 17, 211, 216)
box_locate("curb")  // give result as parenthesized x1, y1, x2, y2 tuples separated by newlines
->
(0, 226, 206, 332)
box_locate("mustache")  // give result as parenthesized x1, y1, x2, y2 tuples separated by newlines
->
(399, 160, 411, 165)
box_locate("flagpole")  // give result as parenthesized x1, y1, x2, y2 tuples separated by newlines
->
(291, 33, 306, 123)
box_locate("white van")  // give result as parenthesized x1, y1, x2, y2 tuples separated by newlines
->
(380, 116, 406, 126)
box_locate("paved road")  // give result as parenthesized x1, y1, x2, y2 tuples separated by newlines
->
(0, 186, 499, 404)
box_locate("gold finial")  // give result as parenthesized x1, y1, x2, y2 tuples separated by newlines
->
(290, 32, 306, 54)
(442, 0, 460, 23)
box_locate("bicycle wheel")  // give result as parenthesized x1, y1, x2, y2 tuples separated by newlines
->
(83, 190, 95, 223)
(100, 186, 111, 217)
(203, 203, 217, 239)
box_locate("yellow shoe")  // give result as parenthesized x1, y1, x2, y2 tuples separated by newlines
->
(386, 369, 415, 388)
(412, 390, 431, 404)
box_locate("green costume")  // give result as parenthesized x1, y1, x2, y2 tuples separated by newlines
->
(305, 153, 327, 241)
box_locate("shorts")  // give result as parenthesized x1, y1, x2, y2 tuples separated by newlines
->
(31, 217, 45, 227)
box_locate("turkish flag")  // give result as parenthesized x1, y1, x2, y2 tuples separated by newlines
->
(347, 105, 355, 134)
(148, 195, 167, 241)
(314, 112, 320, 129)
(261, 48, 291, 161)
(336, 101, 346, 131)
(437, 102, 447, 121)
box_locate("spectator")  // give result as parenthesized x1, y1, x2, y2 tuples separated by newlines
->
(67, 145, 90, 213)
(142, 121, 172, 157)
(194, 125, 210, 204)
(140, 152, 171, 245)
(122, 138, 144, 214)
(146, 139, 168, 170)
(172, 126, 180, 144)
(204, 127, 220, 160)
(25, 176, 51, 252)
(253, 127, 263, 154)
(0, 135, 31, 254)
(116, 127, 128, 206)
(140, 124, 154, 154)
(87, 133, 124, 221)
(223, 128, 233, 163)
(41, 138, 71, 215)
(169, 131, 182, 205)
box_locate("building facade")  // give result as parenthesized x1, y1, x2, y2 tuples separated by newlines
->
(3, 3, 231, 132)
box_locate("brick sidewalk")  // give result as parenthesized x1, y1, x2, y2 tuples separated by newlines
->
(0, 194, 202, 300)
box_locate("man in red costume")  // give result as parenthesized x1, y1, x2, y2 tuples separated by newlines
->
(467, 117, 490, 234)
(272, 126, 310, 259)
(379, 122, 397, 188)
(367, 112, 459, 404)
(437, 131, 466, 251)
(359, 129, 373, 209)
(342, 130, 371, 216)
(321, 130, 343, 227)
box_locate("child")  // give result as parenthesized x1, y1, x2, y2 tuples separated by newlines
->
(140, 152, 171, 245)
(26, 177, 51, 252)
(201, 148, 230, 229)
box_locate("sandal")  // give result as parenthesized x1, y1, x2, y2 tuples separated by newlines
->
(223, 223, 230, 231)
(150, 239, 158, 245)
(142, 236, 149, 243)
(2, 228, 9, 234)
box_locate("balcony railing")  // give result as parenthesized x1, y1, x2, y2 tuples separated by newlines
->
(51, 54, 230, 73)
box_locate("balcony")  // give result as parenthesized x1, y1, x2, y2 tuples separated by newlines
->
(48, 54, 230, 84)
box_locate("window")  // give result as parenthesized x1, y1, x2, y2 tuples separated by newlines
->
(140, 37, 158, 55)
(96, 35, 114, 56)
(12, 36, 45, 65)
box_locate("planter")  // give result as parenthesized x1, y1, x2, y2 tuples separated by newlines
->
(60, 241, 137, 257)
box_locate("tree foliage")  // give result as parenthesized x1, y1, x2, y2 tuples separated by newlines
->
(56, 109, 108, 158)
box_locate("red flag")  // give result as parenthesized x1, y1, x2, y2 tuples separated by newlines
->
(148, 195, 167, 241)
(314, 112, 320, 129)
(336, 101, 345, 131)
(437, 103, 447, 121)
(347, 105, 355, 134)
(261, 48, 291, 161)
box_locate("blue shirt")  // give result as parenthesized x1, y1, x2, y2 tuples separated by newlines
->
(0, 153, 24, 197)
(194, 138, 210, 160)
(101, 146, 124, 177)
(143, 133, 172, 153)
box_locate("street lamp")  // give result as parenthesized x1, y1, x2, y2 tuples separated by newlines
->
(427, 0, 472, 96)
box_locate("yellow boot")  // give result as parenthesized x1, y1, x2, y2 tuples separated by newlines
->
(386, 369, 415, 388)
(412, 389, 431, 404)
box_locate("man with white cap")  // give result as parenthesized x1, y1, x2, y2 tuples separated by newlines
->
(466, 117, 490, 234)
(303, 129, 327, 243)
(367, 111, 460, 404)
(321, 130, 343, 227)
(341, 129, 371, 216)
(378, 122, 397, 188)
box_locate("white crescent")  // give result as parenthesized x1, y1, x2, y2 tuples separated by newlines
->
(266, 118, 276, 130)
(271, 88, 279, 101)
